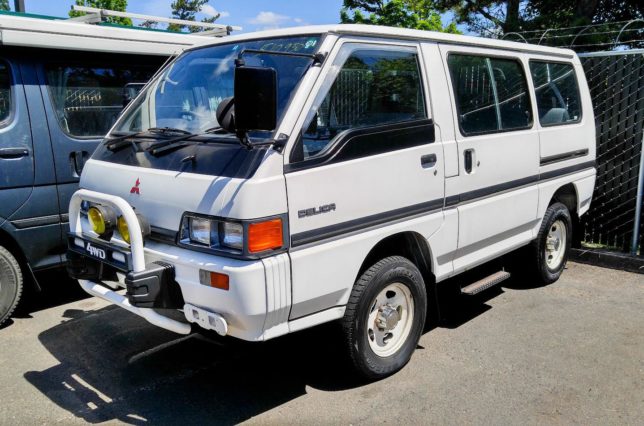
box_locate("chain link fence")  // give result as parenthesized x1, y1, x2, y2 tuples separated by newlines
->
(578, 51, 644, 254)
(501, 22, 644, 257)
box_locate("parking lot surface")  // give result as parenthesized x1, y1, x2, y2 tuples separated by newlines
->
(0, 262, 642, 425)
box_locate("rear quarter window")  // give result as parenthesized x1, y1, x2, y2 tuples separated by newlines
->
(529, 61, 582, 126)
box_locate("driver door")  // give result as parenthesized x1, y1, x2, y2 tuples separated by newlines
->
(284, 40, 445, 319)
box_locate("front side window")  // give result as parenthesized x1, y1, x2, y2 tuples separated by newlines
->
(0, 61, 12, 124)
(300, 47, 426, 160)
(46, 63, 157, 138)
(448, 54, 532, 135)
(529, 61, 581, 126)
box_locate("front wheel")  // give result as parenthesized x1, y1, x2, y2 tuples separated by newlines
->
(342, 256, 427, 380)
(0, 246, 23, 327)
(532, 202, 572, 284)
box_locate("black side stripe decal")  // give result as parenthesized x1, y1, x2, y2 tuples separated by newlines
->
(540, 149, 589, 166)
(539, 160, 596, 180)
(445, 174, 539, 207)
(291, 199, 443, 247)
(291, 162, 596, 247)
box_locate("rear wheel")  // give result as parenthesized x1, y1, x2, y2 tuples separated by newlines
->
(531, 202, 572, 284)
(0, 246, 23, 327)
(342, 256, 427, 380)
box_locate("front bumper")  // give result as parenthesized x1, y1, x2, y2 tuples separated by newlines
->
(68, 189, 291, 341)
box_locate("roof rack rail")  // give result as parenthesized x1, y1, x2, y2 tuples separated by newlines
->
(69, 5, 241, 37)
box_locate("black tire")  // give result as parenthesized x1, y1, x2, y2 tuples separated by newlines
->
(342, 256, 427, 380)
(0, 245, 23, 327)
(531, 202, 572, 284)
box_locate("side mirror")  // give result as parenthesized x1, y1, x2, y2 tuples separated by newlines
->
(234, 66, 277, 132)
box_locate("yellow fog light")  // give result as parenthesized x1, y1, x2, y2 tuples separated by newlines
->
(87, 205, 115, 238)
(117, 213, 150, 245)
(117, 216, 130, 244)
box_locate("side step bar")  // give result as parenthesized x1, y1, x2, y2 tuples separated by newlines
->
(461, 271, 510, 296)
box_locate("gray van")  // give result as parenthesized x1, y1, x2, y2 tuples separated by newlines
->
(0, 10, 210, 325)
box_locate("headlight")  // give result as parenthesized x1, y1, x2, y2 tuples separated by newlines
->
(181, 215, 242, 250)
(189, 217, 218, 246)
(87, 205, 116, 239)
(179, 213, 285, 256)
(221, 222, 243, 250)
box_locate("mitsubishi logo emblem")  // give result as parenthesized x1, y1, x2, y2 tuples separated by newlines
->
(130, 178, 140, 194)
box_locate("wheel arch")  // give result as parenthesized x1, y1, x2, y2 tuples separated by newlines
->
(356, 231, 435, 294)
(549, 183, 581, 246)
(0, 226, 39, 291)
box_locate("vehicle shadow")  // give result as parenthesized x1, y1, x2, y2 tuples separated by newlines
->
(24, 304, 365, 425)
(24, 258, 533, 424)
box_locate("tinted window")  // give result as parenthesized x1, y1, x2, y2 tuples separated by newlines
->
(46, 64, 157, 138)
(448, 54, 532, 135)
(530, 61, 581, 126)
(0, 61, 11, 123)
(301, 49, 425, 159)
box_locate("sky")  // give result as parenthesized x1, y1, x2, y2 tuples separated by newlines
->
(16, 0, 459, 33)
(17, 0, 347, 32)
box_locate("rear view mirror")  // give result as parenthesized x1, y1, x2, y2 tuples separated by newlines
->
(234, 66, 277, 132)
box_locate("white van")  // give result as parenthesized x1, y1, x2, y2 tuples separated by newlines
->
(67, 25, 596, 379)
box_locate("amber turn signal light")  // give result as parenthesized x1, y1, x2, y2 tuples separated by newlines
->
(199, 270, 229, 291)
(248, 218, 283, 253)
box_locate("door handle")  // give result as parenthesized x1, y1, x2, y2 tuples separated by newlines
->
(420, 153, 437, 169)
(0, 147, 29, 159)
(70, 151, 88, 177)
(464, 149, 474, 173)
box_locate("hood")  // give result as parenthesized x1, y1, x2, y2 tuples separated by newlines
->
(79, 159, 287, 232)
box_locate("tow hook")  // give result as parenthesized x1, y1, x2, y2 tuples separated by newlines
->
(184, 303, 228, 336)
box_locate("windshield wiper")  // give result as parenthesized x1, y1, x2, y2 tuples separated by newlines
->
(145, 126, 234, 156)
(105, 127, 193, 152)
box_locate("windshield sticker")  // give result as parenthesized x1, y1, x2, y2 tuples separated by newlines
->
(305, 38, 317, 49)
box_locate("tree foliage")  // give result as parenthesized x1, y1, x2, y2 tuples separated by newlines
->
(69, 0, 132, 26)
(0, 1, 9, 12)
(341, 0, 460, 33)
(435, 0, 644, 36)
(168, 0, 219, 33)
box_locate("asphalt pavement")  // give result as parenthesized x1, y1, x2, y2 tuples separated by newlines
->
(0, 262, 642, 425)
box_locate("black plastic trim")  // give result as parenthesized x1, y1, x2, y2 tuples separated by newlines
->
(66, 233, 132, 272)
(11, 214, 60, 229)
(286, 118, 435, 173)
(540, 148, 589, 166)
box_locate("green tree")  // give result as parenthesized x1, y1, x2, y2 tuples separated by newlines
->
(69, 0, 132, 26)
(340, 0, 460, 33)
(435, 0, 644, 36)
(0, 0, 10, 11)
(168, 0, 219, 33)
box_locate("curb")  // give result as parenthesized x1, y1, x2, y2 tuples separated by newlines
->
(570, 248, 644, 274)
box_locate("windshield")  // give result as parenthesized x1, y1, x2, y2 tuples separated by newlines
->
(111, 35, 322, 137)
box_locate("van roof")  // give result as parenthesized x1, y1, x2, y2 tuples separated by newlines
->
(189, 24, 577, 59)
(0, 10, 211, 55)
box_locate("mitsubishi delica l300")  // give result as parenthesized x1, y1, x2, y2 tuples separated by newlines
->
(67, 25, 596, 379)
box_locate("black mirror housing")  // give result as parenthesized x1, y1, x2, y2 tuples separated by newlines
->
(234, 66, 277, 132)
